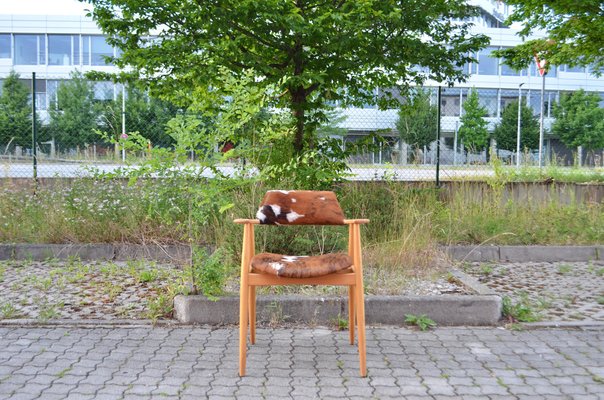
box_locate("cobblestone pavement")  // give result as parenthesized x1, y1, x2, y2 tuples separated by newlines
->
(1, 326, 603, 399)
(463, 261, 604, 322)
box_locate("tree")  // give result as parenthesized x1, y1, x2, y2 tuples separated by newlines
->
(0, 70, 32, 148)
(493, 99, 539, 152)
(395, 88, 437, 161)
(458, 88, 489, 155)
(552, 90, 604, 155)
(49, 71, 99, 149)
(494, 2, 604, 75)
(85, 0, 488, 154)
(99, 86, 180, 149)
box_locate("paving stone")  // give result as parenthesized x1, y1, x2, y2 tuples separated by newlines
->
(0, 326, 602, 399)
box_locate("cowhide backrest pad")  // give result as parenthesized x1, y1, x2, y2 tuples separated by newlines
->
(256, 190, 345, 225)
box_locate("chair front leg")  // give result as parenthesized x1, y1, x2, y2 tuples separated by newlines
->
(348, 285, 355, 345)
(249, 286, 256, 344)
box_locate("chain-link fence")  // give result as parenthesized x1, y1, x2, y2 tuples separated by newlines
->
(1, 73, 602, 181)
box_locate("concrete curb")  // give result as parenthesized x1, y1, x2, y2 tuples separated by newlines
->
(173, 270, 502, 326)
(0, 243, 198, 264)
(173, 293, 502, 326)
(0, 318, 177, 328)
(519, 321, 604, 330)
(444, 245, 603, 263)
(2, 244, 601, 263)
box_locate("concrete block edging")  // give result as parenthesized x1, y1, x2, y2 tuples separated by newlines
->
(2, 244, 602, 263)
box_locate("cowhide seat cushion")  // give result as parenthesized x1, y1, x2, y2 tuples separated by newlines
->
(251, 253, 353, 278)
(256, 190, 345, 225)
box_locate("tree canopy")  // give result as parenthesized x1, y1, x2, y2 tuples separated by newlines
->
(0, 71, 32, 148)
(493, 99, 539, 152)
(552, 90, 604, 151)
(84, 0, 488, 153)
(494, 1, 604, 75)
(458, 88, 489, 153)
(395, 88, 437, 151)
(49, 71, 99, 148)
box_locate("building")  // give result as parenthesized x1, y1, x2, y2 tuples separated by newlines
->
(1, 1, 603, 165)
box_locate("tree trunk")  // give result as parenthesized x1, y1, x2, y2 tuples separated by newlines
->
(292, 87, 305, 154)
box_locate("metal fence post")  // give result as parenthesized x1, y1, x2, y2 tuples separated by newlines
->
(435, 86, 441, 187)
(32, 72, 37, 183)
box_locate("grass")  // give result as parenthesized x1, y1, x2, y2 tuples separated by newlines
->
(557, 264, 573, 274)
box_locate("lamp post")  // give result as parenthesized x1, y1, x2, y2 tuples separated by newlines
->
(516, 83, 524, 168)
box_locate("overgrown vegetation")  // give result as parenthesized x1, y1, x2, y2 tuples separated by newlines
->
(405, 314, 437, 331)
(1, 179, 602, 293)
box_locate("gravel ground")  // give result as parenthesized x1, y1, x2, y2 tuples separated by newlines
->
(0, 259, 186, 321)
(0, 260, 468, 321)
(463, 261, 604, 322)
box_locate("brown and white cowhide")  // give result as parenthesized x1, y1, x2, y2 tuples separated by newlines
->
(255, 190, 345, 225)
(251, 253, 352, 278)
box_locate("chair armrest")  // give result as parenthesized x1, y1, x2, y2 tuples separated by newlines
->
(233, 219, 260, 224)
(344, 219, 370, 224)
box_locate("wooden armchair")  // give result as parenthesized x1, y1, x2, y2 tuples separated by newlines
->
(234, 190, 369, 377)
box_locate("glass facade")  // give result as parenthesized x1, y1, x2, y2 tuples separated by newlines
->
(4, 34, 115, 66)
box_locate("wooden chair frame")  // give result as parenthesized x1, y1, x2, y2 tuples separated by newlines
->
(234, 218, 369, 377)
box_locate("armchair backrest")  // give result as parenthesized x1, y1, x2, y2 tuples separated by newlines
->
(256, 190, 345, 225)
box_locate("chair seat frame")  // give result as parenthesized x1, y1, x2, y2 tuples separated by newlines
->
(234, 218, 369, 377)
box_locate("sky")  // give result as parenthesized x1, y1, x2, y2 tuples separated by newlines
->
(1, 0, 91, 15)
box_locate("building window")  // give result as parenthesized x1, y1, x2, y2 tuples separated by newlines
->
(441, 88, 461, 116)
(47, 80, 61, 106)
(14, 34, 45, 65)
(73, 35, 80, 65)
(48, 35, 72, 65)
(499, 89, 518, 114)
(501, 63, 522, 76)
(90, 36, 114, 66)
(476, 89, 498, 117)
(94, 81, 114, 100)
(476, 47, 499, 75)
(562, 64, 585, 73)
(0, 34, 10, 58)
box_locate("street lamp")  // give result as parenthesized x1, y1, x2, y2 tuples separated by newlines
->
(516, 83, 524, 168)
